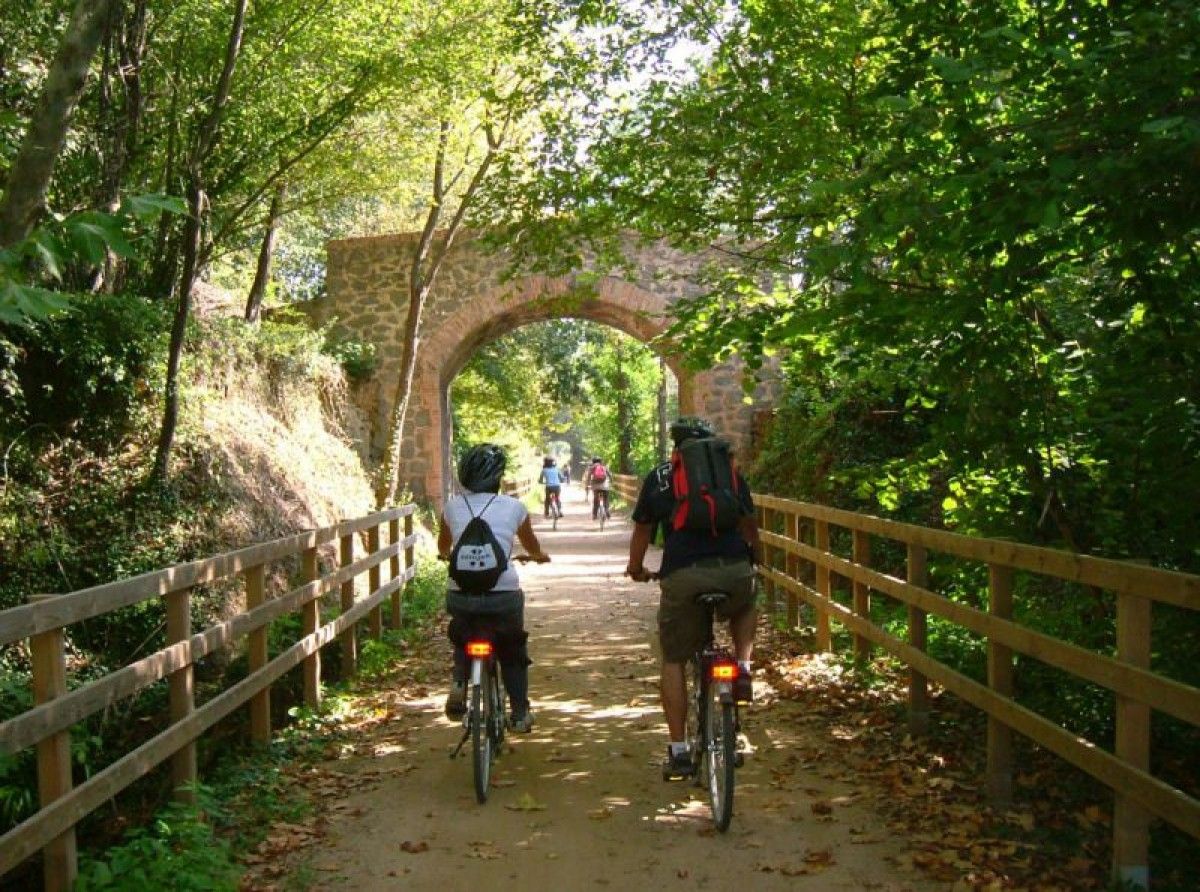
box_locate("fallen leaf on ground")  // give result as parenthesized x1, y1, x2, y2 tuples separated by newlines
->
(505, 793, 548, 812)
(400, 840, 429, 853)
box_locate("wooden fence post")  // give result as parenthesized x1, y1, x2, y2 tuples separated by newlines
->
(987, 564, 1014, 804)
(404, 512, 415, 609)
(762, 506, 776, 612)
(1113, 592, 1151, 889)
(29, 596, 76, 892)
(814, 520, 832, 651)
(245, 564, 270, 744)
(785, 512, 800, 629)
(368, 524, 383, 640)
(852, 530, 871, 662)
(166, 588, 197, 801)
(340, 532, 357, 678)
(389, 516, 402, 630)
(907, 544, 930, 735)
(301, 546, 321, 709)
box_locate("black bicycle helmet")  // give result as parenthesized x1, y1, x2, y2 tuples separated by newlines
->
(669, 415, 715, 445)
(458, 443, 506, 493)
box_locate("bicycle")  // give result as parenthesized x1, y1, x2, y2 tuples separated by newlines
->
(450, 628, 506, 802)
(594, 492, 610, 531)
(636, 576, 744, 831)
(548, 491, 563, 530)
(447, 554, 542, 803)
(688, 591, 742, 832)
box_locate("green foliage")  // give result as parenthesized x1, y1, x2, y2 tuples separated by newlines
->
(321, 330, 378, 382)
(451, 319, 671, 479)
(76, 789, 239, 892)
(0, 293, 168, 449)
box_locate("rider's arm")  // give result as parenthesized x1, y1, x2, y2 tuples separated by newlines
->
(625, 521, 654, 581)
(516, 516, 550, 562)
(437, 514, 452, 560)
(739, 514, 762, 565)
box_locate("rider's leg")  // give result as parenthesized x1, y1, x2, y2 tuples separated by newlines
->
(493, 611, 532, 724)
(730, 607, 757, 664)
(660, 661, 688, 739)
(543, 488, 551, 517)
(592, 488, 599, 519)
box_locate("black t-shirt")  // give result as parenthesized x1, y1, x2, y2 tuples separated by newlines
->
(631, 461, 755, 577)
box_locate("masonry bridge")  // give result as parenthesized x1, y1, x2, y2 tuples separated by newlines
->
(305, 231, 778, 500)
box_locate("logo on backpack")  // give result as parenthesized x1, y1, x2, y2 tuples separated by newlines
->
(448, 494, 508, 594)
(671, 436, 743, 536)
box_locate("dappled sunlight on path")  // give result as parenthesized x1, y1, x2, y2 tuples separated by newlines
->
(264, 508, 945, 891)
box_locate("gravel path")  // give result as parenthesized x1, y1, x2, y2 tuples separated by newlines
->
(285, 503, 943, 891)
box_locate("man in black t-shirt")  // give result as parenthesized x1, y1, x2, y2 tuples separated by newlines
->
(625, 416, 761, 781)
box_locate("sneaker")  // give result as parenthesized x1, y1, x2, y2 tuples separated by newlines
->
(733, 672, 753, 705)
(509, 711, 534, 733)
(444, 683, 466, 719)
(662, 746, 695, 781)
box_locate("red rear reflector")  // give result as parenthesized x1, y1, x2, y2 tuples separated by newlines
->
(466, 641, 493, 658)
(711, 663, 736, 681)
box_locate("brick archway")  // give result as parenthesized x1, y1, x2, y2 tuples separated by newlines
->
(313, 232, 775, 500)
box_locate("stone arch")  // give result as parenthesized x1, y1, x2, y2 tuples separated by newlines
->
(313, 232, 774, 501)
(419, 274, 703, 500)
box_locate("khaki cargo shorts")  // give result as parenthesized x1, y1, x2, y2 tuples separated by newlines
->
(656, 557, 757, 663)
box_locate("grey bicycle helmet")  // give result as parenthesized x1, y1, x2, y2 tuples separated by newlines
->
(669, 415, 715, 445)
(458, 443, 506, 493)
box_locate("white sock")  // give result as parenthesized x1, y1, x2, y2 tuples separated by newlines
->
(738, 660, 751, 673)
(669, 741, 688, 755)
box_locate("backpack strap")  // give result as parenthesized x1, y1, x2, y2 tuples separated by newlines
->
(462, 492, 499, 521)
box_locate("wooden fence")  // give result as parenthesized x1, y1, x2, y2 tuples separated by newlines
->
(0, 505, 420, 891)
(751, 493, 1199, 887)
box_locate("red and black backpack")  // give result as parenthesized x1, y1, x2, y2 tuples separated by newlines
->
(670, 436, 742, 536)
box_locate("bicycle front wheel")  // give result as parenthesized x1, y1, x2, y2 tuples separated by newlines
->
(472, 679, 493, 803)
(705, 693, 736, 831)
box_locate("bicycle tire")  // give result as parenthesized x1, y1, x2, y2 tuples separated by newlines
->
(489, 665, 506, 750)
(706, 694, 736, 831)
(689, 659, 706, 789)
(472, 679, 492, 803)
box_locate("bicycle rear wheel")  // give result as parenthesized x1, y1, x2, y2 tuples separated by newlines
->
(471, 676, 493, 803)
(705, 691, 736, 831)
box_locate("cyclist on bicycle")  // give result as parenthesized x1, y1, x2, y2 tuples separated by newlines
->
(587, 456, 612, 520)
(438, 443, 549, 733)
(624, 417, 760, 780)
(538, 456, 563, 518)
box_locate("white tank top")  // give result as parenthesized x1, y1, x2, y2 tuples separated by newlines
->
(443, 492, 528, 592)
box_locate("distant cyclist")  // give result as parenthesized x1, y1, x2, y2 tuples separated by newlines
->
(624, 417, 760, 780)
(538, 456, 563, 518)
(587, 456, 611, 520)
(438, 444, 549, 732)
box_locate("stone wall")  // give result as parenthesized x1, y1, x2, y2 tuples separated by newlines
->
(310, 231, 776, 501)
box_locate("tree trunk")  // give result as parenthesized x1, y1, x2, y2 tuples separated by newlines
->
(375, 118, 503, 508)
(657, 355, 668, 462)
(244, 180, 285, 322)
(616, 341, 633, 473)
(152, 0, 248, 482)
(153, 175, 203, 482)
(92, 0, 149, 292)
(0, 0, 117, 247)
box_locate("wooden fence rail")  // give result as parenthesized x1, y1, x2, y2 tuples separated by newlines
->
(752, 493, 1199, 888)
(0, 505, 420, 891)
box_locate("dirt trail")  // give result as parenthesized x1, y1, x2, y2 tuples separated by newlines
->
(286, 499, 944, 891)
